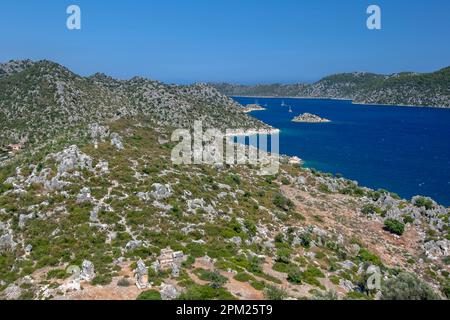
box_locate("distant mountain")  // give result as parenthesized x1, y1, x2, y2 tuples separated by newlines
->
(0, 60, 269, 146)
(212, 67, 450, 108)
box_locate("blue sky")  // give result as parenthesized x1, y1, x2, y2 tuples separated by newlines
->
(0, 0, 449, 83)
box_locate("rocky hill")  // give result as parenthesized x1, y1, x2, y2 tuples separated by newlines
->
(0, 116, 448, 300)
(212, 66, 450, 108)
(0, 60, 269, 148)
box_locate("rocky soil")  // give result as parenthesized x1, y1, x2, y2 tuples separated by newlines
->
(0, 117, 448, 300)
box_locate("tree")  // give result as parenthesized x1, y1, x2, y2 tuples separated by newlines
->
(381, 273, 440, 300)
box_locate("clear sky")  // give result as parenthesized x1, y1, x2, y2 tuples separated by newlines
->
(0, 0, 449, 83)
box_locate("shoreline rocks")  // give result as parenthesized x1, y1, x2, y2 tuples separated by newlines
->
(242, 104, 266, 113)
(292, 113, 331, 123)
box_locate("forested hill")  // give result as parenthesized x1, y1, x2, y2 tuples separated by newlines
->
(212, 66, 450, 108)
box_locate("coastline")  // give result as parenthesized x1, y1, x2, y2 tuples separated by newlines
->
(224, 128, 280, 137)
(232, 95, 450, 109)
(233, 97, 450, 206)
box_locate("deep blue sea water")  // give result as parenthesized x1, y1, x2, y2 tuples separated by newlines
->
(232, 97, 450, 206)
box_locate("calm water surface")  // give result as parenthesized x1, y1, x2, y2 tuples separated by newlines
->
(233, 97, 450, 206)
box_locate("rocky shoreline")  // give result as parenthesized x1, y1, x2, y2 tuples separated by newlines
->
(242, 104, 266, 113)
(292, 113, 331, 123)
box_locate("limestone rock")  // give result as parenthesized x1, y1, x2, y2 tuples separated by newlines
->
(125, 240, 142, 251)
(160, 283, 179, 300)
(151, 183, 172, 200)
(18, 213, 35, 229)
(0, 233, 17, 252)
(110, 132, 124, 150)
(3, 284, 22, 300)
(76, 187, 92, 203)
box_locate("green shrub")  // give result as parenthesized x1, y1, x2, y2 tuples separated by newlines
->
(0, 183, 13, 194)
(361, 204, 381, 215)
(186, 243, 206, 257)
(384, 219, 405, 235)
(117, 277, 132, 287)
(178, 284, 235, 300)
(329, 275, 340, 285)
(250, 281, 265, 290)
(276, 247, 292, 264)
(182, 255, 195, 268)
(298, 233, 311, 248)
(287, 267, 302, 284)
(46, 269, 69, 280)
(381, 273, 440, 300)
(273, 193, 293, 211)
(91, 274, 112, 286)
(244, 220, 257, 237)
(272, 262, 290, 273)
(414, 197, 434, 210)
(358, 248, 382, 266)
(264, 285, 287, 300)
(318, 184, 331, 193)
(196, 269, 227, 288)
(443, 285, 450, 299)
(137, 290, 162, 300)
(233, 272, 255, 282)
(403, 215, 414, 224)
(346, 291, 371, 300)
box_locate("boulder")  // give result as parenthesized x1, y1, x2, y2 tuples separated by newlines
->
(187, 198, 206, 213)
(3, 284, 22, 300)
(0, 233, 17, 252)
(423, 240, 450, 260)
(89, 206, 99, 222)
(339, 260, 357, 270)
(151, 183, 172, 200)
(18, 213, 35, 229)
(125, 240, 142, 251)
(76, 187, 92, 203)
(89, 123, 110, 148)
(51, 145, 93, 174)
(339, 279, 355, 292)
(160, 283, 179, 300)
(110, 133, 124, 150)
(230, 236, 242, 245)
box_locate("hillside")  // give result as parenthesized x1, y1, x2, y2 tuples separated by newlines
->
(0, 117, 448, 300)
(0, 60, 269, 148)
(212, 67, 450, 108)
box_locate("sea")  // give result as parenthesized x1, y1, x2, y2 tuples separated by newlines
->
(232, 96, 450, 206)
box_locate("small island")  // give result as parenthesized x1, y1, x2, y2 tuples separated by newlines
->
(242, 104, 266, 113)
(292, 113, 331, 123)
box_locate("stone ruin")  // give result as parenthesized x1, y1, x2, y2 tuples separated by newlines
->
(152, 248, 185, 277)
(134, 259, 150, 289)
